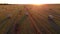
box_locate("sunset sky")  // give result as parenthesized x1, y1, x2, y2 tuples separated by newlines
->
(0, 0, 60, 4)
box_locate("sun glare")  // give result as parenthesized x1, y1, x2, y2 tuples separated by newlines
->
(32, 4, 44, 6)
(33, 4, 43, 5)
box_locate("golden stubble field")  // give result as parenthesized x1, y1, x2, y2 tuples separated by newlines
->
(0, 4, 60, 34)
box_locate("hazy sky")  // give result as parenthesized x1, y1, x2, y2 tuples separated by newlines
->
(0, 0, 60, 4)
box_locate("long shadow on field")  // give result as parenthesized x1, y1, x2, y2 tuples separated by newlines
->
(48, 17, 60, 34)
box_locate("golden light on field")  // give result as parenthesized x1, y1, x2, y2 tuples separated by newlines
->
(32, 4, 44, 6)
(32, 4, 44, 5)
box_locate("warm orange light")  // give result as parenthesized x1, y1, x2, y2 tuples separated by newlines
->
(33, 4, 42, 5)
(32, 4, 44, 6)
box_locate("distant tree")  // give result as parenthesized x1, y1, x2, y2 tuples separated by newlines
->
(0, 4, 12, 5)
